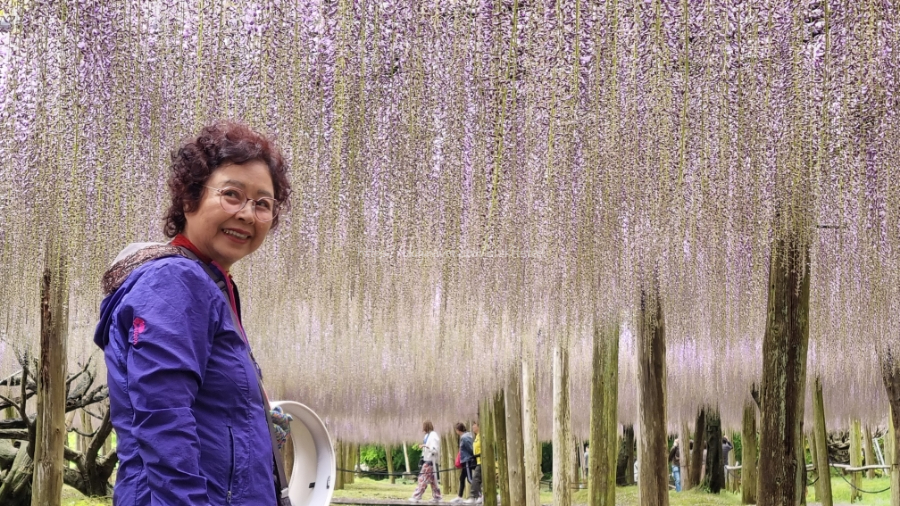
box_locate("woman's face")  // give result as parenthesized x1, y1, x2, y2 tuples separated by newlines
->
(183, 161, 275, 271)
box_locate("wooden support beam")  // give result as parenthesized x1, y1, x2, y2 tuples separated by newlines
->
(506, 368, 526, 506)
(741, 401, 758, 504)
(812, 377, 832, 506)
(494, 391, 510, 506)
(637, 286, 669, 506)
(589, 320, 619, 506)
(864, 425, 877, 479)
(757, 235, 810, 506)
(553, 341, 573, 506)
(680, 423, 692, 491)
(850, 419, 863, 503)
(386, 444, 396, 485)
(31, 246, 68, 506)
(403, 442, 411, 476)
(522, 353, 541, 506)
(481, 398, 498, 506)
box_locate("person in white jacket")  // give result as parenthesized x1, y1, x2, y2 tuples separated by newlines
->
(410, 421, 442, 502)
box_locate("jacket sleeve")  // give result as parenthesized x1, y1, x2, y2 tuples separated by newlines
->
(122, 263, 218, 506)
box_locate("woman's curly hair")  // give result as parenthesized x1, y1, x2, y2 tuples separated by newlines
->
(163, 121, 292, 238)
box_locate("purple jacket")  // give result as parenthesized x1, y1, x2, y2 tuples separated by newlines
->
(94, 253, 275, 505)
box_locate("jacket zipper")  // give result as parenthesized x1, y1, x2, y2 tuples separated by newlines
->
(227, 426, 236, 504)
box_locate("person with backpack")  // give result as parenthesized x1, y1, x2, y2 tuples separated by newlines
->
(452, 422, 475, 503)
(410, 421, 443, 502)
(94, 121, 293, 506)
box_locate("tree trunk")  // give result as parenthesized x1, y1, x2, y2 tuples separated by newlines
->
(506, 369, 527, 505)
(494, 390, 510, 506)
(624, 426, 636, 485)
(864, 425, 876, 479)
(403, 442, 411, 476)
(481, 398, 498, 506)
(849, 419, 863, 503)
(589, 320, 619, 506)
(386, 444, 396, 484)
(32, 250, 68, 506)
(522, 354, 541, 506)
(742, 402, 759, 504)
(757, 235, 811, 506)
(637, 287, 669, 506)
(690, 408, 706, 488)
(812, 377, 832, 506)
(705, 410, 724, 493)
(553, 341, 573, 506)
(334, 440, 343, 490)
(680, 423, 692, 490)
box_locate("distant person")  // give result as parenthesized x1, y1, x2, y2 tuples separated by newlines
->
(452, 422, 475, 503)
(723, 436, 734, 474)
(410, 421, 442, 502)
(584, 444, 589, 476)
(469, 421, 482, 504)
(668, 438, 682, 492)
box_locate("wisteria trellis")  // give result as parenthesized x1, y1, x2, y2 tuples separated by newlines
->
(0, 0, 897, 442)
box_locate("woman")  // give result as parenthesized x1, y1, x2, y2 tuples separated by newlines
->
(410, 420, 442, 502)
(452, 422, 475, 503)
(94, 121, 292, 505)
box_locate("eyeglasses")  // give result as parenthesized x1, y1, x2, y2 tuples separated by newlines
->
(204, 186, 280, 222)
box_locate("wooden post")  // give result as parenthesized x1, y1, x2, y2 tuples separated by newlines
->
(636, 286, 669, 506)
(403, 442, 411, 477)
(757, 235, 811, 506)
(553, 341, 573, 506)
(889, 405, 899, 506)
(443, 431, 455, 496)
(680, 423, 692, 490)
(849, 419, 863, 503)
(481, 398, 498, 506)
(334, 440, 344, 490)
(589, 320, 619, 506)
(31, 246, 68, 506)
(506, 368, 527, 505)
(522, 354, 541, 506)
(864, 425, 877, 479)
(690, 408, 706, 488)
(741, 402, 758, 504)
(812, 377, 832, 506)
(494, 390, 511, 506)
(386, 444, 396, 484)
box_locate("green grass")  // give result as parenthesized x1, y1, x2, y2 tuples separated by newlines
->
(59, 474, 894, 505)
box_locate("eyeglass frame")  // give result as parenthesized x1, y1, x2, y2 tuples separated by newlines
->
(203, 185, 281, 222)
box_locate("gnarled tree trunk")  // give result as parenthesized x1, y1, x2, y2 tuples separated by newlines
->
(32, 247, 68, 506)
(757, 235, 811, 506)
(637, 286, 668, 506)
(690, 408, 706, 489)
(705, 410, 724, 493)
